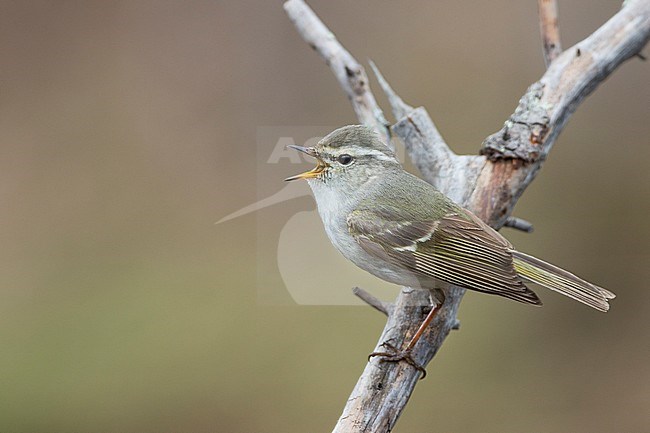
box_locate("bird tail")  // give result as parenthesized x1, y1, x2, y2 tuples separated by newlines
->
(511, 251, 615, 312)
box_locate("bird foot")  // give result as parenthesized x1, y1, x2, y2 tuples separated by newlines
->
(368, 342, 427, 379)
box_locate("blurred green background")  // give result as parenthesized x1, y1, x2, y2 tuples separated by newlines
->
(1, 1, 648, 432)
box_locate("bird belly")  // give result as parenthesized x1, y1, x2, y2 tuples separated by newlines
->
(311, 182, 431, 290)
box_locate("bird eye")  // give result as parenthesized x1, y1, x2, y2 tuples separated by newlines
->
(337, 154, 353, 165)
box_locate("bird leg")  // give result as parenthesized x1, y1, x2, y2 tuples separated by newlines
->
(368, 292, 443, 379)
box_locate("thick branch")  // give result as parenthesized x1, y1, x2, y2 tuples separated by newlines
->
(285, 0, 650, 431)
(335, 287, 463, 433)
(283, 0, 390, 143)
(538, 0, 562, 66)
(476, 0, 650, 226)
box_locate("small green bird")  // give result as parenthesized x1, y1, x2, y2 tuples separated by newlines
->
(286, 125, 615, 371)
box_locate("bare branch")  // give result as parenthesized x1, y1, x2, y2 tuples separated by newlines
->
(283, 0, 650, 431)
(475, 0, 650, 226)
(333, 287, 464, 433)
(283, 0, 390, 143)
(391, 108, 452, 177)
(538, 0, 562, 66)
(392, 108, 485, 204)
(369, 61, 486, 204)
(352, 287, 393, 316)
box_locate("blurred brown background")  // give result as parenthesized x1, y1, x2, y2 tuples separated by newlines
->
(1, 1, 648, 432)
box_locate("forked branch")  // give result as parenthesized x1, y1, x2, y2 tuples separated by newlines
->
(284, 0, 650, 431)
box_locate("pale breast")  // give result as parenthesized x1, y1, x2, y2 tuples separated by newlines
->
(312, 190, 422, 288)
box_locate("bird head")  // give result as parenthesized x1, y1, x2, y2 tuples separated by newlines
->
(285, 125, 399, 192)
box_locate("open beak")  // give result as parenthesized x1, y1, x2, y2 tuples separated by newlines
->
(284, 145, 328, 181)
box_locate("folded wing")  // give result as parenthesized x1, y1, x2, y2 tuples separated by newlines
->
(347, 206, 541, 305)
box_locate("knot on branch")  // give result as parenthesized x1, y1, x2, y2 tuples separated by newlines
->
(344, 65, 368, 97)
(481, 82, 550, 162)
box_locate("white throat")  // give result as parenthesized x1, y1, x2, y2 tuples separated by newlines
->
(307, 179, 354, 232)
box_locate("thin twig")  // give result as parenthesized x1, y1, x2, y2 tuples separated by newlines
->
(505, 216, 534, 233)
(368, 60, 413, 120)
(538, 0, 562, 67)
(352, 287, 393, 316)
